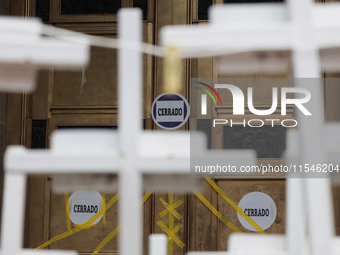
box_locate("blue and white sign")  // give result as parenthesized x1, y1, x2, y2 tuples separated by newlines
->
(151, 92, 190, 130)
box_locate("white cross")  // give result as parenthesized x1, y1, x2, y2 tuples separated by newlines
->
(0, 9, 256, 255)
(161, 0, 340, 255)
(0, 15, 90, 255)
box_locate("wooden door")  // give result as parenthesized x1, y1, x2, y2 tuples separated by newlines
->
(14, 0, 340, 255)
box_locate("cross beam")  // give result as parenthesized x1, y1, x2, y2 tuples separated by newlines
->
(161, 1, 340, 59)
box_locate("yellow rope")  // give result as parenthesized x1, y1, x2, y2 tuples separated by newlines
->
(159, 197, 183, 220)
(205, 177, 266, 234)
(35, 193, 120, 250)
(193, 190, 243, 233)
(156, 221, 185, 249)
(64, 192, 71, 232)
(102, 194, 106, 225)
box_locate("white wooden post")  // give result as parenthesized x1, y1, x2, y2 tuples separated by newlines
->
(0, 16, 89, 255)
(291, 1, 334, 254)
(1, 173, 27, 255)
(118, 9, 143, 255)
(149, 234, 167, 255)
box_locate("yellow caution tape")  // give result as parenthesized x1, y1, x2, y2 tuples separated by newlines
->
(156, 221, 185, 249)
(37, 222, 96, 250)
(64, 192, 71, 232)
(157, 191, 185, 255)
(159, 199, 183, 218)
(91, 191, 154, 255)
(193, 190, 243, 233)
(168, 223, 182, 243)
(141, 190, 153, 205)
(35, 193, 120, 250)
(159, 197, 183, 220)
(168, 191, 174, 255)
(92, 225, 120, 255)
(73, 223, 94, 229)
(205, 177, 266, 234)
(102, 195, 106, 225)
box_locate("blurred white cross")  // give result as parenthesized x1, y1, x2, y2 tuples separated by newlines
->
(0, 15, 90, 255)
(161, 0, 340, 255)
(1, 9, 256, 255)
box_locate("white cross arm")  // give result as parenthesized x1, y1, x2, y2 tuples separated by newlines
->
(226, 231, 340, 255)
(216, 48, 340, 74)
(0, 17, 90, 92)
(5, 130, 255, 173)
(211, 2, 340, 29)
(4, 130, 256, 190)
(161, 21, 340, 54)
(5, 146, 119, 174)
(160, 3, 292, 54)
(5, 130, 119, 174)
(0, 38, 89, 68)
(139, 131, 255, 174)
(217, 51, 291, 74)
(227, 233, 286, 255)
(313, 3, 340, 55)
(160, 3, 340, 59)
(161, 23, 293, 55)
(313, 4, 340, 30)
